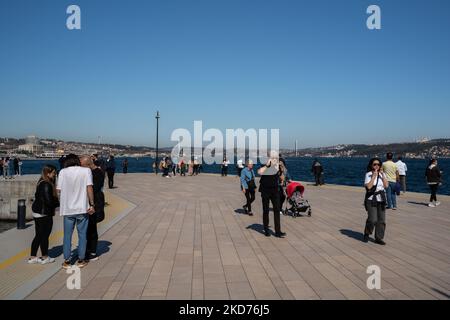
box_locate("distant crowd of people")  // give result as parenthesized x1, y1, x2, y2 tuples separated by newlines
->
(155, 157, 202, 177)
(0, 156, 22, 179)
(28, 153, 108, 268)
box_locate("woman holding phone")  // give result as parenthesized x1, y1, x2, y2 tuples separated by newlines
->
(363, 158, 389, 245)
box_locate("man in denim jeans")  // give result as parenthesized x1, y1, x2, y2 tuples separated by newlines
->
(382, 152, 400, 210)
(56, 154, 95, 269)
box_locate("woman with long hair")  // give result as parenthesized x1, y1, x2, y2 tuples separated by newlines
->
(28, 165, 59, 264)
(363, 158, 389, 245)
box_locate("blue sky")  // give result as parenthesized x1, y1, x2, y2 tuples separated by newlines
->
(1, 0, 449, 148)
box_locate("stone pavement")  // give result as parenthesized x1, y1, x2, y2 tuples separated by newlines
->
(3, 173, 450, 300)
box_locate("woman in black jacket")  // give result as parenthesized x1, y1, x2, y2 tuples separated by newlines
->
(258, 152, 286, 238)
(425, 158, 442, 207)
(28, 165, 59, 264)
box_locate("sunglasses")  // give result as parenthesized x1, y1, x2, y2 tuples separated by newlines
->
(373, 163, 381, 166)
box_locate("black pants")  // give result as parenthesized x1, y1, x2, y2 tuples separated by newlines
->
(14, 166, 19, 175)
(244, 189, 256, 212)
(279, 187, 286, 210)
(314, 173, 321, 185)
(107, 171, 114, 188)
(222, 167, 228, 176)
(429, 184, 438, 202)
(364, 200, 386, 241)
(31, 216, 53, 256)
(86, 213, 98, 256)
(261, 189, 281, 233)
(123, 167, 128, 174)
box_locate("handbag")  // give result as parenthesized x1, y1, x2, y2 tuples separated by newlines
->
(246, 170, 256, 190)
(247, 179, 256, 190)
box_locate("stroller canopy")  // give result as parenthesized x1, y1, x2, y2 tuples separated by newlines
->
(286, 181, 305, 198)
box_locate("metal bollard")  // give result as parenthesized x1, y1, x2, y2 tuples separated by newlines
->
(17, 199, 26, 229)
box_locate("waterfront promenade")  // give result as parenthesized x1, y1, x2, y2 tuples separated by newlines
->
(1, 173, 450, 299)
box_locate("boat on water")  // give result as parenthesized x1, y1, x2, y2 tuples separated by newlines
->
(35, 152, 61, 159)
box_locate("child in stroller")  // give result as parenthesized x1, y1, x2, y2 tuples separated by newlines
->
(283, 181, 312, 217)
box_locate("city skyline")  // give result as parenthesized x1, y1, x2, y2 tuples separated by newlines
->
(1, 0, 450, 148)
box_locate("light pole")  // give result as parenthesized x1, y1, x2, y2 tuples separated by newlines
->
(155, 111, 160, 174)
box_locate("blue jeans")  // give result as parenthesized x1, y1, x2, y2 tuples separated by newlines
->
(63, 214, 88, 261)
(386, 182, 397, 208)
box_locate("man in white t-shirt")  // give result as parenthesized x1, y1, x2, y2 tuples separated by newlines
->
(395, 156, 408, 194)
(57, 154, 95, 269)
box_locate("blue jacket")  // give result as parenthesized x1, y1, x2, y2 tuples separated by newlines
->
(240, 167, 255, 190)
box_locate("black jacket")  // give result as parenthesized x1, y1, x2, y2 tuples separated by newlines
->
(425, 165, 441, 184)
(33, 181, 59, 216)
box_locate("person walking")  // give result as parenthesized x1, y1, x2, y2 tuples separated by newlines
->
(179, 158, 186, 176)
(57, 154, 95, 269)
(382, 152, 400, 210)
(0, 157, 4, 178)
(28, 165, 59, 264)
(3, 157, 10, 179)
(81, 156, 105, 261)
(171, 158, 177, 177)
(425, 158, 442, 208)
(188, 159, 194, 176)
(161, 157, 170, 177)
(106, 155, 116, 188)
(311, 159, 324, 186)
(258, 152, 286, 238)
(193, 157, 200, 175)
(122, 158, 128, 174)
(241, 160, 256, 216)
(18, 158, 23, 176)
(363, 158, 388, 245)
(395, 156, 408, 194)
(222, 158, 229, 176)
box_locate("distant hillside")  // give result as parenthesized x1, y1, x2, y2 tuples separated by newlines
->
(287, 139, 450, 158)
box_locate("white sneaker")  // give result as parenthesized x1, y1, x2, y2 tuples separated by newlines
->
(38, 257, 55, 264)
(27, 257, 39, 264)
(428, 203, 436, 208)
(435, 201, 441, 207)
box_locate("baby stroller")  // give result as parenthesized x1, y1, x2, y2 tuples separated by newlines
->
(283, 181, 312, 217)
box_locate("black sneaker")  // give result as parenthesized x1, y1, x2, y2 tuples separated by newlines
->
(248, 212, 253, 216)
(264, 229, 270, 237)
(243, 205, 248, 214)
(375, 239, 386, 246)
(275, 232, 287, 238)
(88, 253, 99, 261)
(363, 234, 369, 243)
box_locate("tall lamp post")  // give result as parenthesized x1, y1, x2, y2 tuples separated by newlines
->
(155, 111, 160, 174)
